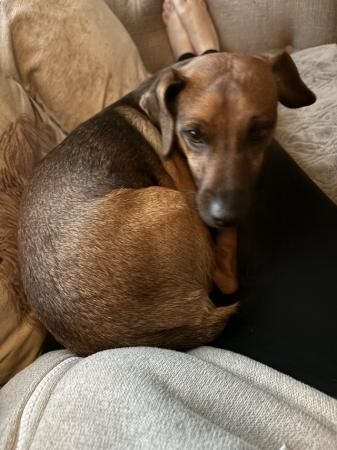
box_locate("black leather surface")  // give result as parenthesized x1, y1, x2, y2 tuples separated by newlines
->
(213, 141, 337, 399)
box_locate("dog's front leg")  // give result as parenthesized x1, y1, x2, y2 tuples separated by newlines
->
(213, 228, 238, 295)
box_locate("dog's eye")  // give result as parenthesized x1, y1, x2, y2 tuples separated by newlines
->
(248, 121, 274, 142)
(248, 125, 269, 141)
(183, 129, 206, 147)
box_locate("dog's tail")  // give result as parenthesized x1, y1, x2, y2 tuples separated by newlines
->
(129, 302, 239, 352)
(65, 302, 239, 356)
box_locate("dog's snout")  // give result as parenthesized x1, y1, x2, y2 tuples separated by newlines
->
(209, 197, 235, 226)
(198, 190, 249, 228)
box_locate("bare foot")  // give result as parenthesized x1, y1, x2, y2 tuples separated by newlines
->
(162, 0, 195, 60)
(172, 0, 220, 55)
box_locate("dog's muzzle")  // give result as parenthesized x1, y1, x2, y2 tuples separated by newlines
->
(197, 189, 250, 228)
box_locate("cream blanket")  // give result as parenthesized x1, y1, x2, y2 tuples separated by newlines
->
(276, 44, 337, 204)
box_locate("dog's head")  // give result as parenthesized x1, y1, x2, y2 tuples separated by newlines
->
(140, 52, 315, 228)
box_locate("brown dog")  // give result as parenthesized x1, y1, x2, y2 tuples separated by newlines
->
(18, 52, 315, 356)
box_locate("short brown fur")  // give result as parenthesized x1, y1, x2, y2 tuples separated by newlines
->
(18, 52, 315, 355)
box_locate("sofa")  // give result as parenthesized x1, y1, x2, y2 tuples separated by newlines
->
(0, 0, 336, 448)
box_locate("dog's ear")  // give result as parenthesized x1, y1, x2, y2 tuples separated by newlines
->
(263, 51, 316, 108)
(139, 68, 185, 157)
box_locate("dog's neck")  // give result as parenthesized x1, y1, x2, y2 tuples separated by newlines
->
(115, 105, 196, 192)
(115, 105, 162, 157)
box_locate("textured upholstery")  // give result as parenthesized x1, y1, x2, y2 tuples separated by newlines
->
(0, 0, 149, 133)
(0, 75, 63, 387)
(276, 44, 337, 204)
(105, 0, 337, 72)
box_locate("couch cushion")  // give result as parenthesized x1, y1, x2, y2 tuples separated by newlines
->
(106, 0, 337, 72)
(0, 76, 64, 386)
(276, 44, 337, 204)
(0, 0, 149, 133)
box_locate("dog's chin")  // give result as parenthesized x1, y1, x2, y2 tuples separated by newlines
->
(198, 207, 237, 229)
(206, 216, 236, 229)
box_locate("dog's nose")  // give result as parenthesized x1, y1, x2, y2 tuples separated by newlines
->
(198, 190, 249, 228)
(209, 197, 235, 224)
(209, 197, 237, 227)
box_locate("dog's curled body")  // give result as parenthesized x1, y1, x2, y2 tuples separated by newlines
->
(18, 95, 235, 355)
(18, 53, 315, 355)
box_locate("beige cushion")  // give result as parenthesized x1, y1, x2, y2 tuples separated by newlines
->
(0, 76, 64, 386)
(0, 0, 149, 133)
(106, 0, 337, 72)
(276, 44, 337, 204)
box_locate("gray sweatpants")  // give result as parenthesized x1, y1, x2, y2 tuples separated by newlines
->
(1, 347, 336, 449)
